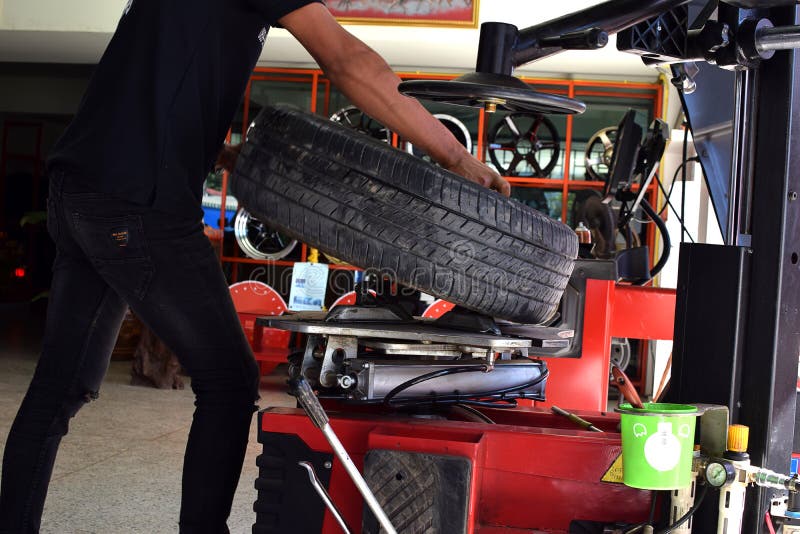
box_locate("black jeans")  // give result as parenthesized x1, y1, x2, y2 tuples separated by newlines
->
(0, 169, 260, 533)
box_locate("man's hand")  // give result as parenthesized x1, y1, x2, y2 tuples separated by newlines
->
(445, 152, 511, 197)
(215, 143, 242, 174)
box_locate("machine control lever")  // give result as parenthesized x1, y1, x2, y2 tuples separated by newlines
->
(612, 365, 644, 409)
(291, 377, 399, 534)
(291, 377, 329, 429)
(298, 461, 352, 534)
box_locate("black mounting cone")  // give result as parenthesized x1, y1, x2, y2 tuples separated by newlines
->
(399, 71, 586, 115)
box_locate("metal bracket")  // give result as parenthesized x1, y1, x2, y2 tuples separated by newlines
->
(319, 335, 359, 388)
(300, 334, 322, 381)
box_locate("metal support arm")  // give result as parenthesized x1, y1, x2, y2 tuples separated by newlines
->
(494, 0, 690, 70)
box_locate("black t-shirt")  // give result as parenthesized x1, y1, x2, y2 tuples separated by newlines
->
(48, 0, 320, 218)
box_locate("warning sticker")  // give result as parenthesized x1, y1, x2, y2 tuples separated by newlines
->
(602, 453, 624, 484)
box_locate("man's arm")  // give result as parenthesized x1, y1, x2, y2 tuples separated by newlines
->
(277, 3, 510, 196)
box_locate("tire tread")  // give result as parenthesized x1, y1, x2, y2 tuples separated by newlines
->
(233, 105, 578, 323)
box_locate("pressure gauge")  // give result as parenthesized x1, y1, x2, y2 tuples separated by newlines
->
(705, 460, 737, 488)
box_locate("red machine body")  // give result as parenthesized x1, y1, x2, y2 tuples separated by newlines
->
(256, 281, 676, 532)
(260, 406, 653, 533)
(540, 280, 676, 412)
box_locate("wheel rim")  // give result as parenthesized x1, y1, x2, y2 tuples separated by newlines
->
(406, 114, 473, 162)
(234, 209, 297, 260)
(610, 337, 632, 374)
(488, 113, 561, 177)
(330, 106, 392, 144)
(584, 127, 618, 182)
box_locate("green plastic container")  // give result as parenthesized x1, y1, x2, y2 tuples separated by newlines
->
(618, 403, 698, 490)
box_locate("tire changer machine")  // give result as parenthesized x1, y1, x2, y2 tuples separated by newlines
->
(253, 1, 800, 532)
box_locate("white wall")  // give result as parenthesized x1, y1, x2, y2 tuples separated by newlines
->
(0, 0, 658, 80)
(1, 0, 125, 31)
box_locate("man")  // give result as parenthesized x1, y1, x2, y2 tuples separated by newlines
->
(0, 1, 507, 532)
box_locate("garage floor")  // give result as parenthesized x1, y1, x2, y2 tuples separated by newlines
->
(0, 307, 294, 534)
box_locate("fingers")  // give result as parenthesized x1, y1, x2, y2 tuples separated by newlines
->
(464, 173, 510, 197)
(435, 151, 514, 197)
(494, 175, 512, 197)
(477, 167, 511, 197)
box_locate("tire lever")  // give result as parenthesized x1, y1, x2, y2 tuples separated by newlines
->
(612, 364, 644, 409)
(291, 377, 398, 534)
(298, 461, 352, 534)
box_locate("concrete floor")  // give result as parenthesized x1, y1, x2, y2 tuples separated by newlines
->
(0, 306, 294, 534)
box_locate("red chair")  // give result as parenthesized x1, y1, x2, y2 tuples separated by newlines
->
(229, 281, 291, 376)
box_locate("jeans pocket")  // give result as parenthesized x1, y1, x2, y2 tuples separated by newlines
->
(72, 212, 155, 300)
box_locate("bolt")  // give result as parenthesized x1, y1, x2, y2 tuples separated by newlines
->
(789, 191, 798, 202)
(324, 461, 332, 469)
(338, 374, 356, 389)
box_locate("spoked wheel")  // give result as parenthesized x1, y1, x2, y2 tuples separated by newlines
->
(584, 126, 618, 182)
(488, 113, 561, 177)
(233, 208, 297, 261)
(330, 106, 391, 144)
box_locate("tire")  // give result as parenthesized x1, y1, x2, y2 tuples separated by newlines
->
(231, 105, 578, 324)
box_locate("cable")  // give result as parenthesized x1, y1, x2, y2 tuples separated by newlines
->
(656, 160, 699, 218)
(631, 214, 654, 225)
(617, 492, 662, 534)
(623, 524, 646, 534)
(648, 143, 699, 245)
(639, 198, 671, 280)
(680, 121, 689, 243)
(620, 217, 637, 249)
(670, 64, 726, 238)
(656, 484, 708, 534)
(659, 72, 701, 244)
(765, 511, 777, 534)
(648, 490, 659, 526)
(380, 367, 550, 409)
(655, 168, 696, 244)
(455, 399, 518, 408)
(657, 171, 677, 217)
(387, 386, 542, 409)
(451, 404, 496, 424)
(670, 65, 692, 245)
(382, 365, 487, 407)
(392, 395, 524, 409)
